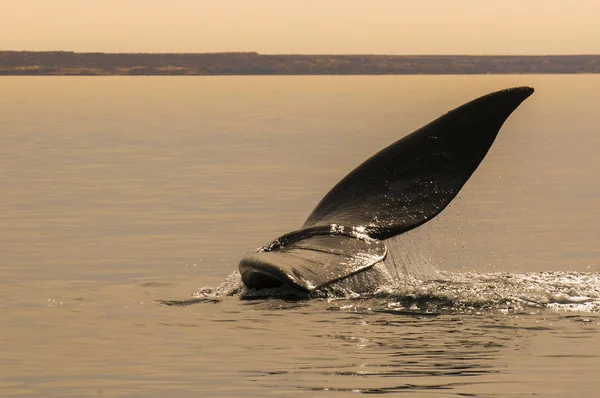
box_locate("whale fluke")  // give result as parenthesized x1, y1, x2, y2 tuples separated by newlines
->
(239, 228, 386, 293)
(239, 87, 534, 293)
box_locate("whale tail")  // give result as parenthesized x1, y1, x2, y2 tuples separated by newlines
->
(240, 86, 534, 293)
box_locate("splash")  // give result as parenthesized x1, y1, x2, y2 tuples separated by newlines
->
(371, 271, 600, 313)
(187, 269, 600, 313)
(187, 227, 600, 313)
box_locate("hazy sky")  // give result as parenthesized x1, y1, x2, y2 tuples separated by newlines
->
(2, 0, 600, 54)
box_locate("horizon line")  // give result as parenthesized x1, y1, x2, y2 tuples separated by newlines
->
(3, 50, 600, 57)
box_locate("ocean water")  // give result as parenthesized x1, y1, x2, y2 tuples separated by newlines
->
(1, 75, 599, 397)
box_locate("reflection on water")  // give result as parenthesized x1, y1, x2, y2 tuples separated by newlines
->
(188, 298, 599, 396)
(243, 309, 505, 394)
(1, 75, 600, 396)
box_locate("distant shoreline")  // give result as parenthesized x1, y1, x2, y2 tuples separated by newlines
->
(2, 51, 600, 75)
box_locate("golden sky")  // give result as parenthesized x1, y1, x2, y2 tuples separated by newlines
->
(2, 0, 600, 54)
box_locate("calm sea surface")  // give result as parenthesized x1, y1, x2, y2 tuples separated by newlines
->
(1, 75, 600, 397)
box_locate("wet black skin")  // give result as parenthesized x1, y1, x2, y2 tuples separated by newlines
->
(239, 87, 535, 293)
